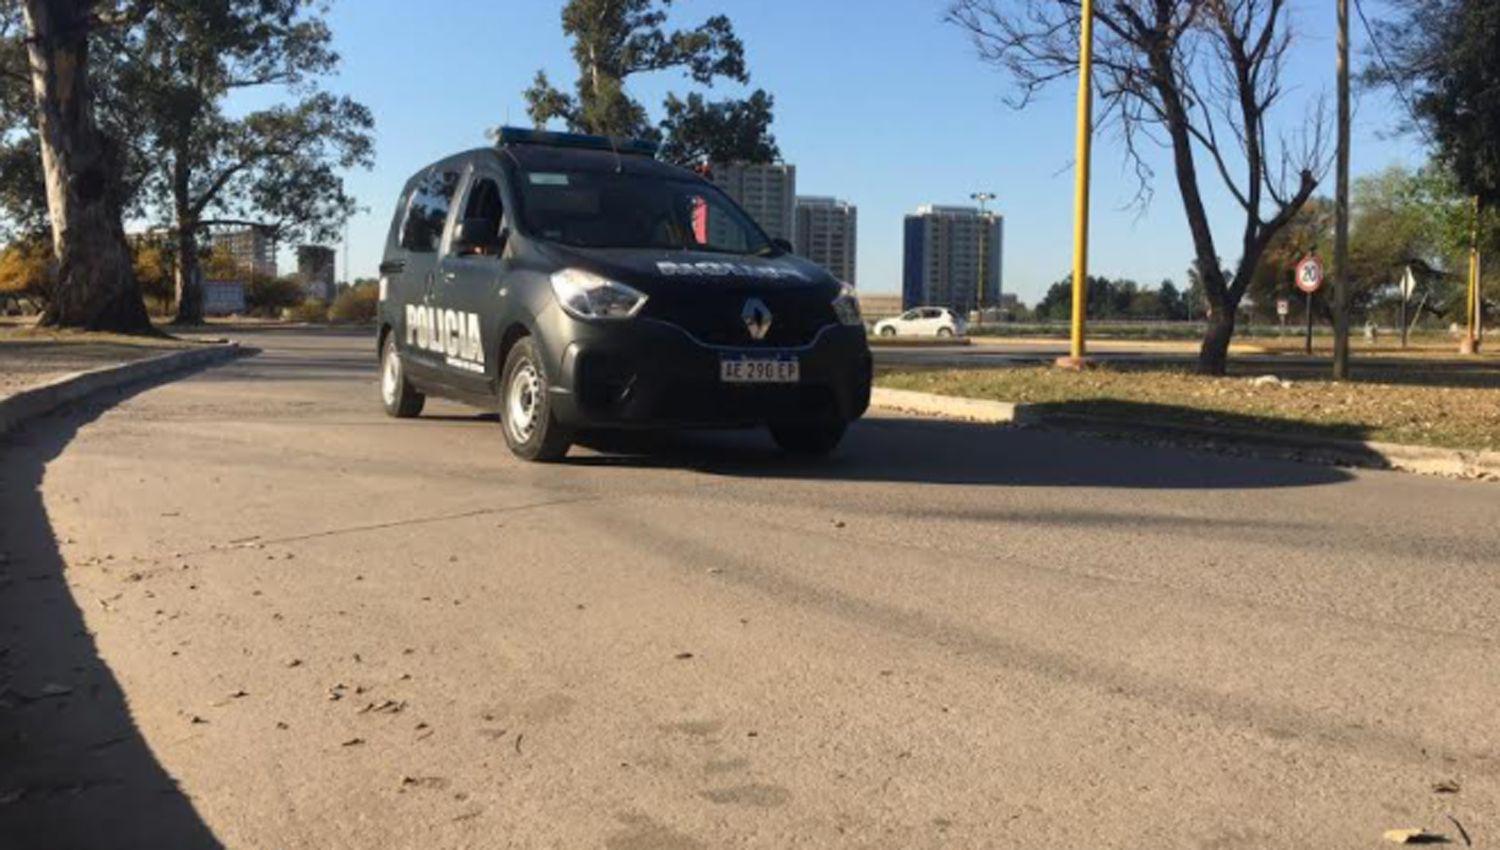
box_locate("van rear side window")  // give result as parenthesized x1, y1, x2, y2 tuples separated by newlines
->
(400, 168, 460, 252)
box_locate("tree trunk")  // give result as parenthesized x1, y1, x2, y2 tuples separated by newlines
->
(171, 224, 204, 325)
(22, 0, 152, 334)
(1198, 302, 1237, 375)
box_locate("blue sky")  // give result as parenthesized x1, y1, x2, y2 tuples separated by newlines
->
(303, 0, 1423, 304)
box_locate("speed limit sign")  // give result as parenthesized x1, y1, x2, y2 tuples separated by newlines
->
(1295, 256, 1324, 294)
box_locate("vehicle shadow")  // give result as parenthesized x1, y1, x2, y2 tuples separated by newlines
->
(0, 377, 224, 847)
(569, 414, 1353, 490)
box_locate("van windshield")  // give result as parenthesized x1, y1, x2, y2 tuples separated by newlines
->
(515, 169, 773, 255)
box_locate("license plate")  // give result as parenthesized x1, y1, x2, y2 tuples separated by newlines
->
(720, 356, 799, 383)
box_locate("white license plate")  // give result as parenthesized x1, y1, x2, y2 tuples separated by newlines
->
(720, 356, 800, 383)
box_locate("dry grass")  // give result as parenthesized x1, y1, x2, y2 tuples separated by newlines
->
(879, 365, 1500, 452)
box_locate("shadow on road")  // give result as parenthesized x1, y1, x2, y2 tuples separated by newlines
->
(0, 374, 224, 847)
(570, 415, 1352, 490)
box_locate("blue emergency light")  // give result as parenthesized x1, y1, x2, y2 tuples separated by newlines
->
(490, 126, 659, 158)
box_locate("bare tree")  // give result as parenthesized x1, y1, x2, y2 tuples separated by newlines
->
(949, 0, 1328, 373)
(17, 0, 151, 332)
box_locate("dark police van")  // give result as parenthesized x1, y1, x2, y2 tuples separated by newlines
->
(377, 128, 872, 461)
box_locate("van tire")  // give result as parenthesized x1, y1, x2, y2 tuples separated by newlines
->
(500, 336, 573, 462)
(381, 333, 425, 418)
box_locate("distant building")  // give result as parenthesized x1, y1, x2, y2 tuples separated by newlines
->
(709, 162, 796, 242)
(793, 196, 857, 285)
(855, 293, 903, 321)
(297, 245, 337, 302)
(210, 227, 276, 279)
(902, 204, 1004, 313)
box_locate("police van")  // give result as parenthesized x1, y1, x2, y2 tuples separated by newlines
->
(377, 128, 872, 462)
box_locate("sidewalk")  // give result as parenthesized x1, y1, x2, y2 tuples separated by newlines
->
(0, 329, 196, 400)
(0, 328, 242, 440)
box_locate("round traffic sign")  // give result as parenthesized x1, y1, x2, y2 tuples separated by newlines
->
(1295, 256, 1323, 294)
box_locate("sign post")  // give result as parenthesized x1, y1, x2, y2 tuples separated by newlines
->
(1295, 256, 1324, 356)
(1276, 297, 1290, 336)
(1399, 266, 1417, 349)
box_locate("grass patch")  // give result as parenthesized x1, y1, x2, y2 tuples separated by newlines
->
(878, 365, 1500, 452)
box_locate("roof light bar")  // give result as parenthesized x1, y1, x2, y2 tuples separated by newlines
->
(489, 126, 659, 158)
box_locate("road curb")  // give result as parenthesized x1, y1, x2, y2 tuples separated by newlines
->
(870, 386, 1500, 481)
(870, 387, 1039, 425)
(0, 342, 244, 440)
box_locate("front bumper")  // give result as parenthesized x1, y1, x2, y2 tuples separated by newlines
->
(545, 316, 872, 429)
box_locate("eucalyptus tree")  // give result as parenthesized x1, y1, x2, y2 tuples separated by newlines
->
(7, 0, 151, 331)
(524, 0, 778, 166)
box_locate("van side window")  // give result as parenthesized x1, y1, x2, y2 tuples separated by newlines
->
(462, 178, 504, 233)
(400, 168, 460, 252)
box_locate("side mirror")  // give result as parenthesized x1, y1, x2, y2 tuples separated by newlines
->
(454, 218, 504, 255)
(770, 237, 794, 255)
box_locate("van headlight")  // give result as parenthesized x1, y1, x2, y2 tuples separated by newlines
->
(831, 282, 863, 327)
(550, 268, 648, 320)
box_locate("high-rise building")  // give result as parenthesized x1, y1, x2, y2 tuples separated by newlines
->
(709, 162, 796, 242)
(297, 245, 337, 302)
(793, 196, 857, 285)
(901, 204, 1004, 313)
(210, 227, 276, 279)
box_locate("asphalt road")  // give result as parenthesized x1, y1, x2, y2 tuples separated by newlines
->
(2, 328, 1497, 849)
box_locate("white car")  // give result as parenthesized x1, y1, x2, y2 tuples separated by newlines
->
(872, 306, 967, 338)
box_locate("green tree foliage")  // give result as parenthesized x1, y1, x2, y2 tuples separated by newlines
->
(1034, 276, 1191, 322)
(1370, 0, 1500, 205)
(113, 0, 373, 323)
(658, 90, 778, 166)
(329, 280, 378, 323)
(0, 234, 51, 296)
(0, 11, 47, 243)
(0, 2, 374, 324)
(524, 0, 778, 166)
(1346, 163, 1500, 321)
(245, 274, 305, 316)
(130, 236, 175, 307)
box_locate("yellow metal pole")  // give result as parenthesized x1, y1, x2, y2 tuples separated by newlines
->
(1067, 0, 1094, 363)
(1463, 195, 1480, 354)
(1475, 197, 1484, 349)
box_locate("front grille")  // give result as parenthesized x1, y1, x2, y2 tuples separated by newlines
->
(642, 287, 835, 348)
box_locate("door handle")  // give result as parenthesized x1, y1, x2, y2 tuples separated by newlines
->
(443, 271, 457, 282)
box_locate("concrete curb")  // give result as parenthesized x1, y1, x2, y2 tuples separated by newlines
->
(870, 387, 1037, 425)
(0, 342, 244, 440)
(870, 386, 1500, 481)
(867, 337, 973, 349)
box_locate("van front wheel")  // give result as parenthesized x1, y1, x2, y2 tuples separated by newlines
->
(500, 337, 573, 462)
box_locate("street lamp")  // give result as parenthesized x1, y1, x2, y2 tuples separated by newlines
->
(971, 191, 996, 328)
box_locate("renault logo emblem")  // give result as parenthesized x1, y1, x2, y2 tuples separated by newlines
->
(742, 298, 773, 341)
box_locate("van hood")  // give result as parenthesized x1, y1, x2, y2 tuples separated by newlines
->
(533, 243, 840, 296)
(528, 241, 846, 349)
